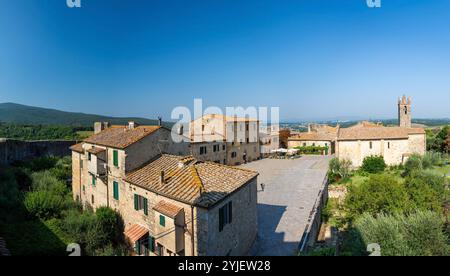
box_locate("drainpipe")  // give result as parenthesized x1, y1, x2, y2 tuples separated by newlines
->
(191, 206, 195, 256)
(106, 147, 110, 208)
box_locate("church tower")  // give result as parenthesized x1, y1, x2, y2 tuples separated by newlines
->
(398, 95, 412, 128)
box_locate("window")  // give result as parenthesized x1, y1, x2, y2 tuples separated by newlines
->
(222, 145, 226, 151)
(200, 146, 207, 155)
(88, 153, 92, 161)
(213, 144, 220, 152)
(202, 125, 205, 131)
(219, 201, 233, 232)
(113, 181, 119, 200)
(231, 152, 237, 158)
(82, 185, 85, 193)
(370, 142, 373, 149)
(113, 150, 119, 167)
(246, 138, 250, 144)
(303, 143, 306, 147)
(246, 123, 249, 131)
(312, 143, 316, 147)
(92, 175, 96, 186)
(159, 215, 166, 227)
(388, 142, 391, 149)
(91, 195, 94, 205)
(134, 194, 148, 215)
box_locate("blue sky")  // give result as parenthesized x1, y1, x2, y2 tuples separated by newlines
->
(0, 0, 449, 121)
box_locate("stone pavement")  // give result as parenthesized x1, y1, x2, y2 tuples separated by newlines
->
(240, 155, 331, 256)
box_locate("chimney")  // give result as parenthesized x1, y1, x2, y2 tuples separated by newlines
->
(158, 117, 162, 126)
(160, 171, 165, 185)
(94, 122, 110, 134)
(128, 121, 138, 130)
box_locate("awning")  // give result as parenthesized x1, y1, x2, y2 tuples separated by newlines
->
(153, 200, 183, 218)
(124, 224, 149, 243)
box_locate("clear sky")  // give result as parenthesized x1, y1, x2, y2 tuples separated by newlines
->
(0, 0, 449, 121)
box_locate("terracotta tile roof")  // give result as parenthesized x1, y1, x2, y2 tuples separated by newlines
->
(288, 132, 336, 141)
(125, 154, 258, 208)
(407, 128, 426, 135)
(70, 142, 84, 153)
(153, 200, 183, 218)
(338, 126, 411, 140)
(84, 125, 161, 149)
(86, 147, 106, 154)
(124, 224, 149, 243)
(348, 121, 383, 129)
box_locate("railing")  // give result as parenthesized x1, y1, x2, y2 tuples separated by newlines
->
(298, 175, 329, 253)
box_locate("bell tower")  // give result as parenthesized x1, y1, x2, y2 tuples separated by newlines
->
(398, 95, 412, 128)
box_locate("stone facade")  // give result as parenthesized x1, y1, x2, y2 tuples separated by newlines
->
(71, 122, 258, 257)
(189, 142, 227, 164)
(196, 179, 258, 256)
(336, 138, 410, 167)
(287, 96, 426, 167)
(189, 114, 261, 165)
(260, 125, 280, 157)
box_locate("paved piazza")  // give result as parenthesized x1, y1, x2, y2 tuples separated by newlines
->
(240, 155, 331, 256)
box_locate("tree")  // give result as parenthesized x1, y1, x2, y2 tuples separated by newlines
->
(355, 211, 449, 256)
(361, 156, 386, 174)
(24, 190, 65, 219)
(345, 174, 411, 218)
(445, 134, 450, 153)
(328, 157, 352, 182)
(404, 154, 423, 175)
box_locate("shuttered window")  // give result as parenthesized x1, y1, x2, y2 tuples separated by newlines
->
(143, 198, 148, 216)
(134, 194, 148, 215)
(113, 181, 119, 200)
(113, 150, 119, 167)
(134, 194, 139, 210)
(92, 176, 96, 186)
(219, 201, 233, 232)
(159, 215, 166, 227)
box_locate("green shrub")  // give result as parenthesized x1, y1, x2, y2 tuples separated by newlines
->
(31, 171, 69, 197)
(24, 190, 65, 219)
(361, 156, 386, 174)
(328, 158, 352, 182)
(345, 174, 410, 218)
(96, 207, 123, 245)
(404, 154, 423, 175)
(355, 211, 449, 256)
(294, 146, 328, 155)
(0, 168, 21, 209)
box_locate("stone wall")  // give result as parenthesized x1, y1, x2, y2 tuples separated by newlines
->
(0, 138, 76, 165)
(190, 142, 227, 164)
(298, 176, 328, 253)
(197, 178, 258, 256)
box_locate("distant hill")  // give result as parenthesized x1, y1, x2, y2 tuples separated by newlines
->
(0, 103, 172, 128)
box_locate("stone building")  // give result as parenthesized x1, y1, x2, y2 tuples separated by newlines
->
(189, 114, 261, 165)
(259, 125, 280, 157)
(287, 96, 426, 166)
(70, 122, 258, 256)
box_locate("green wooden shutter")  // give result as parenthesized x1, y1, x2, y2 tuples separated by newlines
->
(143, 198, 148, 215)
(134, 194, 139, 210)
(113, 181, 119, 200)
(92, 176, 96, 186)
(113, 150, 119, 167)
(159, 215, 165, 227)
(149, 236, 155, 252)
(219, 207, 224, 232)
(228, 201, 233, 224)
